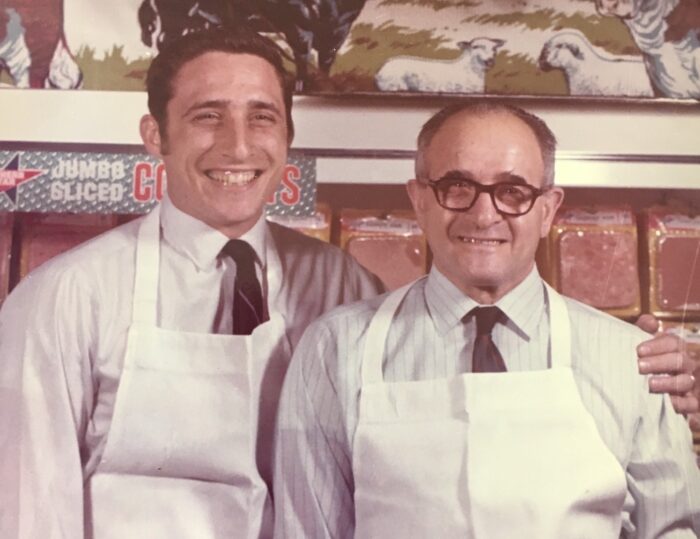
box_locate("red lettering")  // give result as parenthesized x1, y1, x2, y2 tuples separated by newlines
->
(133, 162, 153, 202)
(155, 164, 166, 200)
(280, 165, 301, 206)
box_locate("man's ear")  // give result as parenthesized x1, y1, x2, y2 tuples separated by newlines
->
(406, 179, 425, 213)
(539, 186, 564, 238)
(140, 114, 165, 157)
(406, 179, 430, 231)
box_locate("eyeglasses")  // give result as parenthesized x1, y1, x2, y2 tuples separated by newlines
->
(418, 173, 549, 217)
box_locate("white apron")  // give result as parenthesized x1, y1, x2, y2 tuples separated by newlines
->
(353, 280, 627, 538)
(86, 206, 290, 539)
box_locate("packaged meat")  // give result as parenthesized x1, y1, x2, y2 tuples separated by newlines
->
(0, 213, 13, 305)
(266, 203, 332, 242)
(340, 209, 428, 291)
(548, 206, 641, 318)
(18, 213, 118, 279)
(644, 207, 700, 320)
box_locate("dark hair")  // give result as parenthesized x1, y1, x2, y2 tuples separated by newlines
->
(416, 101, 557, 186)
(146, 25, 295, 142)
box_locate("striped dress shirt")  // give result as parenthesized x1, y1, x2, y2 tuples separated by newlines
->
(273, 267, 700, 538)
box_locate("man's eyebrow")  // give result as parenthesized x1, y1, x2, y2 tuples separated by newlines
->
(182, 99, 283, 118)
(438, 170, 530, 185)
(494, 172, 528, 185)
(439, 169, 475, 180)
(182, 99, 227, 117)
(249, 99, 283, 116)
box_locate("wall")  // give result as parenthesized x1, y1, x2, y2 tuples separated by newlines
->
(1, 90, 699, 189)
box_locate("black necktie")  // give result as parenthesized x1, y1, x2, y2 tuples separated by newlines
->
(222, 240, 264, 335)
(470, 306, 507, 373)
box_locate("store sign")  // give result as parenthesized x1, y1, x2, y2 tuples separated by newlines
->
(0, 149, 316, 216)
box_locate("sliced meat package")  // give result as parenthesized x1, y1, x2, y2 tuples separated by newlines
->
(644, 207, 700, 320)
(0, 213, 13, 304)
(548, 206, 641, 318)
(18, 213, 119, 279)
(340, 209, 428, 291)
(266, 203, 332, 242)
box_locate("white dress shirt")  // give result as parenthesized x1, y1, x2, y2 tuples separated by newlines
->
(274, 267, 700, 538)
(0, 194, 382, 538)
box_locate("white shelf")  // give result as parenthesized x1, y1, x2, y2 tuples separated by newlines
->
(315, 154, 700, 189)
(1, 89, 699, 190)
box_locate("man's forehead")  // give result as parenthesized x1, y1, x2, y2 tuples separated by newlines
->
(434, 109, 524, 138)
(423, 110, 544, 180)
(170, 52, 284, 103)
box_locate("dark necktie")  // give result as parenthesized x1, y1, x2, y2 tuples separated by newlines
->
(221, 239, 264, 335)
(470, 306, 507, 373)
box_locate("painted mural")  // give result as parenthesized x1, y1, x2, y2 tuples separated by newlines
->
(1, 0, 699, 99)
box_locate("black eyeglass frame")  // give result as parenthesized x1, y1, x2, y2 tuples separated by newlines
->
(418, 175, 551, 217)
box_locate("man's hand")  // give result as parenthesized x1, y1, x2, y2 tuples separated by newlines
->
(636, 314, 699, 417)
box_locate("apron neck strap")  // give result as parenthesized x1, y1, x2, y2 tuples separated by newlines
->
(131, 205, 161, 326)
(544, 282, 572, 369)
(361, 281, 418, 385)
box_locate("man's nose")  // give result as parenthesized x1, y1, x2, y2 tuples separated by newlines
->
(469, 190, 501, 227)
(220, 120, 251, 160)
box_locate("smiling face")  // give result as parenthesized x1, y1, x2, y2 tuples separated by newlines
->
(140, 51, 290, 238)
(407, 109, 563, 303)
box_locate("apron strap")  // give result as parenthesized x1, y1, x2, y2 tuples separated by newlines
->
(361, 280, 419, 385)
(544, 282, 572, 369)
(131, 205, 161, 326)
(263, 223, 284, 318)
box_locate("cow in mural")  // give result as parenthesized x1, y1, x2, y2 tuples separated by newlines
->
(0, 0, 82, 89)
(595, 0, 700, 99)
(137, 0, 368, 89)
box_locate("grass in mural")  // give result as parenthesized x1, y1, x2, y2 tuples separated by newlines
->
(486, 51, 568, 96)
(379, 0, 479, 9)
(76, 46, 151, 91)
(322, 22, 457, 91)
(465, 9, 639, 55)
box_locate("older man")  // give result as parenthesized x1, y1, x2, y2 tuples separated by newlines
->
(273, 102, 700, 538)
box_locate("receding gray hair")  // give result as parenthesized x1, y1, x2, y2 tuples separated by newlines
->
(415, 101, 557, 187)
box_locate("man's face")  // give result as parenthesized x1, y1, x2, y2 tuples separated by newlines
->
(407, 110, 563, 303)
(140, 51, 290, 237)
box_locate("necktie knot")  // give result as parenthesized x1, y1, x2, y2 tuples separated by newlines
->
(221, 239, 264, 335)
(471, 306, 503, 336)
(222, 239, 257, 272)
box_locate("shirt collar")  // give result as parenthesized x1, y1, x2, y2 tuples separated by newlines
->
(494, 267, 546, 340)
(160, 194, 267, 270)
(424, 265, 545, 339)
(424, 267, 479, 334)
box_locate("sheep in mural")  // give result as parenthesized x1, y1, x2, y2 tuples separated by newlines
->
(538, 30, 654, 97)
(374, 37, 505, 93)
(596, 0, 700, 98)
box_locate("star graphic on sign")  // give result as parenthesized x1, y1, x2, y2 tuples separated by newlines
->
(0, 153, 46, 205)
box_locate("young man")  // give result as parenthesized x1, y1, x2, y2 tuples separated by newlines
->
(274, 102, 700, 538)
(0, 27, 381, 538)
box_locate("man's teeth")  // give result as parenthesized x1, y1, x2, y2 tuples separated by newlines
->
(459, 237, 502, 245)
(207, 170, 258, 186)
